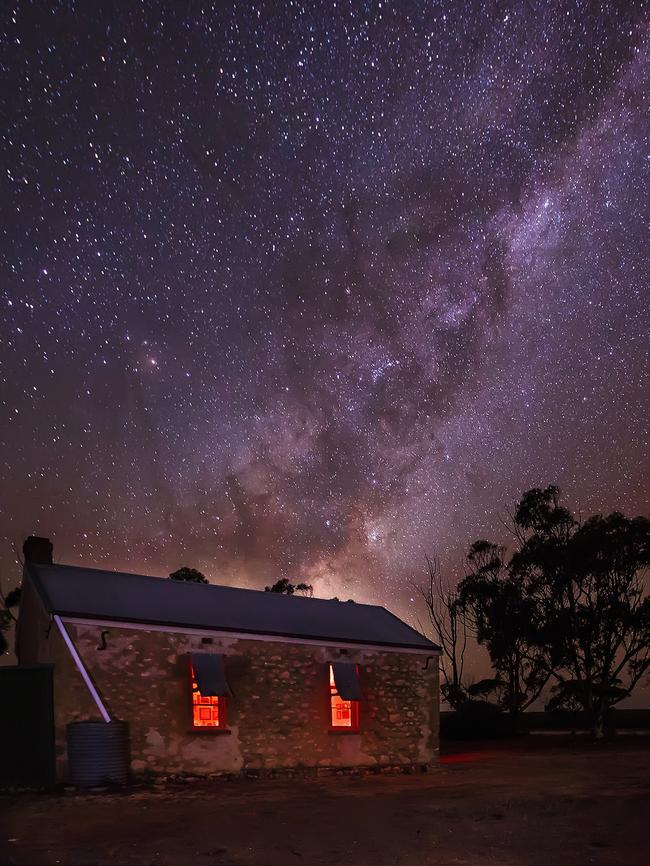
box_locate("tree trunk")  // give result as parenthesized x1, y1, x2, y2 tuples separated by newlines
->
(592, 701, 607, 740)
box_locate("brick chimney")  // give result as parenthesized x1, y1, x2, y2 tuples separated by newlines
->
(23, 536, 53, 565)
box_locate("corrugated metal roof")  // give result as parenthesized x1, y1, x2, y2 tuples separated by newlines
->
(28, 562, 439, 652)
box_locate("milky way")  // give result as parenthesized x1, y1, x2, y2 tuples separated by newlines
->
(1, 2, 648, 620)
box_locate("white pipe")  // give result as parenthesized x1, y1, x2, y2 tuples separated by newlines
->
(54, 614, 111, 723)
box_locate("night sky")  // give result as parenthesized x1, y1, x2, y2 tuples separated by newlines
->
(1, 2, 648, 622)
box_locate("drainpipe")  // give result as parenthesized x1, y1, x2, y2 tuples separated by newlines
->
(54, 615, 111, 723)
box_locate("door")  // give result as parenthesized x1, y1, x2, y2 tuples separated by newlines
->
(0, 665, 55, 787)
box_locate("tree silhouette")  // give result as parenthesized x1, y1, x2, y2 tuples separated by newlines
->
(459, 539, 551, 721)
(416, 554, 469, 710)
(264, 578, 313, 596)
(0, 584, 21, 655)
(169, 567, 208, 584)
(516, 501, 650, 738)
(459, 486, 650, 737)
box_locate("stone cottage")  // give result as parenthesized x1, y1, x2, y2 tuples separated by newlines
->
(16, 537, 440, 780)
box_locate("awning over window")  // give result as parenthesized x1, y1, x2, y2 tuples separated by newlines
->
(190, 653, 231, 697)
(331, 662, 363, 701)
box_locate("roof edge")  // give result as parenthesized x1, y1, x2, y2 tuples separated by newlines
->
(24, 561, 55, 612)
(60, 613, 442, 654)
(30, 561, 406, 616)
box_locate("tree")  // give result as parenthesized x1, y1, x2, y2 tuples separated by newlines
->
(0, 584, 21, 655)
(466, 677, 506, 702)
(0, 609, 12, 655)
(458, 539, 551, 721)
(513, 497, 650, 738)
(416, 555, 469, 710)
(464, 486, 650, 738)
(264, 578, 313, 596)
(169, 567, 208, 584)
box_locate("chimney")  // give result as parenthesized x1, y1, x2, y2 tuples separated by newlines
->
(23, 536, 53, 565)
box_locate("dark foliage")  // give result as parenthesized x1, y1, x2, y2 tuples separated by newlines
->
(466, 678, 506, 700)
(458, 538, 550, 718)
(5, 587, 22, 608)
(169, 567, 208, 584)
(440, 701, 520, 740)
(459, 486, 650, 738)
(510, 493, 650, 736)
(264, 578, 313, 596)
(0, 584, 21, 655)
(0, 609, 12, 655)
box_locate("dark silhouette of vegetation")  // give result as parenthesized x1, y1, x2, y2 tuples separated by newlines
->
(440, 697, 517, 740)
(512, 494, 650, 738)
(459, 538, 551, 722)
(458, 486, 650, 738)
(0, 584, 21, 655)
(264, 578, 313, 596)
(416, 554, 469, 710)
(169, 567, 208, 584)
(466, 677, 506, 701)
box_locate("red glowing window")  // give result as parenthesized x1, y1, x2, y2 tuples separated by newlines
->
(191, 668, 226, 728)
(329, 664, 359, 729)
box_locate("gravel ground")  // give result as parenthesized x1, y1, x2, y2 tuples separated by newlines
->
(2, 740, 649, 866)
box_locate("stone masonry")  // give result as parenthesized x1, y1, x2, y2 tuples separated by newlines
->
(43, 623, 439, 779)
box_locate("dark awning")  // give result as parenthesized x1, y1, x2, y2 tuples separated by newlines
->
(331, 662, 363, 701)
(190, 653, 231, 697)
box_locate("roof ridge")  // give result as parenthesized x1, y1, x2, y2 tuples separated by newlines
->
(26, 562, 441, 651)
(40, 562, 385, 611)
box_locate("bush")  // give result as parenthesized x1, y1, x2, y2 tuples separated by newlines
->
(441, 701, 521, 740)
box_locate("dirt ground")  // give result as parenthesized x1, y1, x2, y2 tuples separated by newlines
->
(2, 741, 649, 866)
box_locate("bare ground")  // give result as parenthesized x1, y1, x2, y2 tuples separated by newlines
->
(2, 741, 649, 866)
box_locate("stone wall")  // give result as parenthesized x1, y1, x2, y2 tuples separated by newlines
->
(44, 623, 439, 779)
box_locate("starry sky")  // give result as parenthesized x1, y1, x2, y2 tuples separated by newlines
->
(1, 2, 649, 622)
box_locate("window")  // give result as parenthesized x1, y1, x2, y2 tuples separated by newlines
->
(329, 663, 360, 729)
(191, 667, 226, 728)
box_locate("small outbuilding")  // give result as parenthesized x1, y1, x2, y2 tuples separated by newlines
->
(15, 537, 440, 781)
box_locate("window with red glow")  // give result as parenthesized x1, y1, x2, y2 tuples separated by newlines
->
(191, 668, 226, 728)
(329, 664, 359, 729)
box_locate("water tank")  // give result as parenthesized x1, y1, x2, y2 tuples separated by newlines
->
(66, 720, 130, 788)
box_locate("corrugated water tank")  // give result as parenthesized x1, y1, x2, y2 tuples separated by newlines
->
(66, 720, 130, 788)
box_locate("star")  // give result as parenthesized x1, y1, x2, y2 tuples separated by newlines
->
(0, 0, 646, 632)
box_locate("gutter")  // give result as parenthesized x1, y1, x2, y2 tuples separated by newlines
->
(60, 615, 442, 656)
(54, 615, 111, 723)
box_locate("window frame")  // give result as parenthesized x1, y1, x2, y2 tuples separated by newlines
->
(189, 661, 228, 732)
(328, 662, 360, 732)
